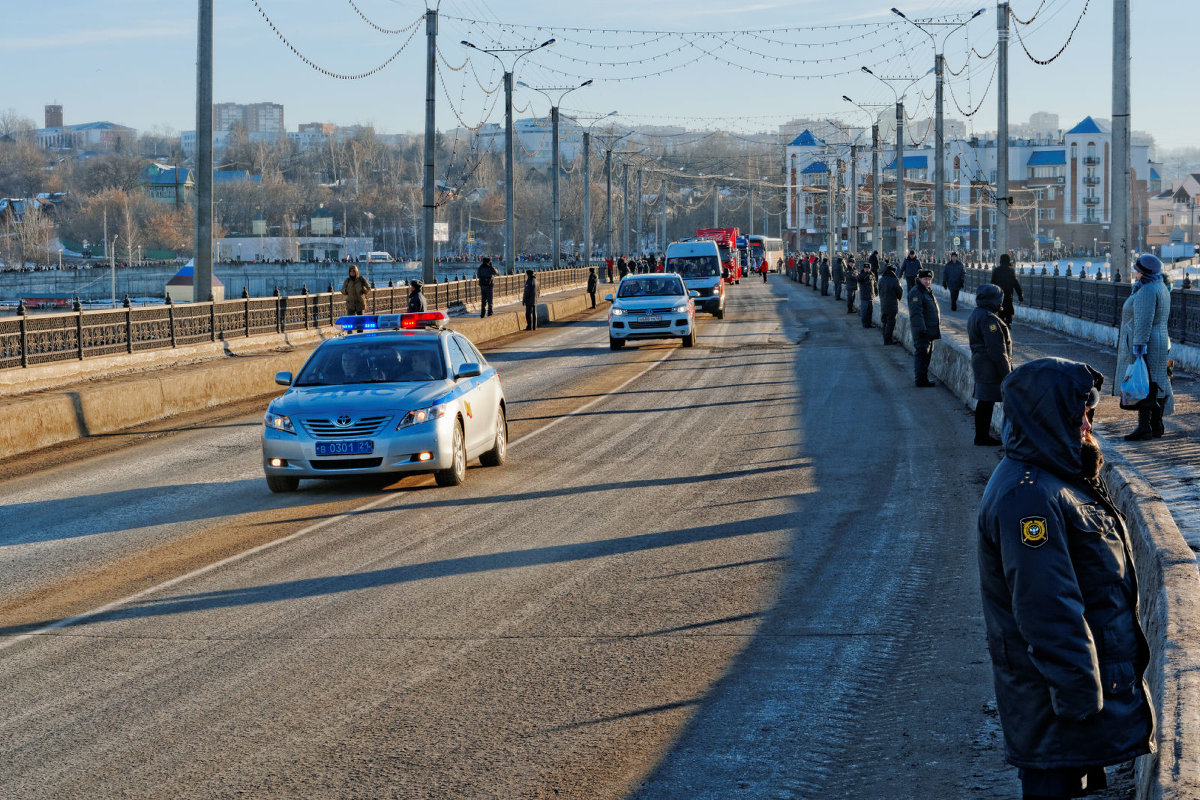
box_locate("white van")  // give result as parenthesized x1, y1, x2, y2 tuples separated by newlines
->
(664, 240, 725, 319)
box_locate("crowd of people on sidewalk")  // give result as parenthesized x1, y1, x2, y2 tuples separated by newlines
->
(787, 246, 1176, 799)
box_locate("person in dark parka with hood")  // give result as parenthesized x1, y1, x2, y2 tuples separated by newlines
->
(942, 251, 966, 311)
(978, 358, 1154, 800)
(877, 261, 904, 345)
(991, 252, 1024, 328)
(907, 268, 941, 387)
(968, 283, 1011, 446)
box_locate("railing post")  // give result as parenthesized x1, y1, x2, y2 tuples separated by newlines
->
(17, 300, 28, 368)
(166, 295, 177, 348)
(209, 299, 217, 342)
(125, 295, 133, 353)
(301, 284, 309, 329)
(75, 298, 84, 360)
(273, 286, 282, 333)
(243, 288, 251, 337)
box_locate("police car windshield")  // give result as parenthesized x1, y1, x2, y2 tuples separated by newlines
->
(295, 341, 446, 386)
(617, 277, 685, 298)
(667, 256, 720, 278)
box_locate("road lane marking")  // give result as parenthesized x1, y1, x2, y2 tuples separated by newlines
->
(0, 347, 675, 652)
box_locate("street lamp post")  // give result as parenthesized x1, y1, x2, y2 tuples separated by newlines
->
(601, 131, 634, 263)
(462, 38, 555, 275)
(862, 65, 933, 256)
(844, 96, 890, 256)
(892, 7, 986, 264)
(568, 111, 617, 267)
(517, 79, 592, 269)
(110, 234, 119, 307)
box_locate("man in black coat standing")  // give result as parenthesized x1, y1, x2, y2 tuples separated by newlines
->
(819, 257, 831, 296)
(907, 268, 940, 387)
(877, 262, 903, 345)
(522, 269, 539, 331)
(978, 358, 1154, 799)
(901, 249, 922, 291)
(832, 256, 846, 301)
(586, 267, 598, 308)
(967, 283, 1011, 445)
(942, 251, 966, 311)
(991, 252, 1024, 327)
(476, 256, 498, 317)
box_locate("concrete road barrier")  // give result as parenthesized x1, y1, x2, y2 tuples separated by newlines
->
(0, 290, 594, 462)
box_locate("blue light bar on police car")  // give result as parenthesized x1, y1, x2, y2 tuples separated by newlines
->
(336, 312, 449, 332)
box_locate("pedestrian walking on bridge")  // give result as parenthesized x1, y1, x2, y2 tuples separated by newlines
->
(522, 269, 539, 331)
(586, 267, 598, 308)
(943, 252, 966, 311)
(991, 253, 1024, 328)
(845, 256, 858, 314)
(978, 357, 1154, 800)
(856, 261, 876, 328)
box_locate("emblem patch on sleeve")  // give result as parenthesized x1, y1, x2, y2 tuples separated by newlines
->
(988, 323, 998, 332)
(1020, 517, 1049, 548)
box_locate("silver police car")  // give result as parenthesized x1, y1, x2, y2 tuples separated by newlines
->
(262, 312, 507, 492)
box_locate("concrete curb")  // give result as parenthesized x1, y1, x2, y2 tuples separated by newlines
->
(0, 290, 593, 462)
(879, 294, 1200, 800)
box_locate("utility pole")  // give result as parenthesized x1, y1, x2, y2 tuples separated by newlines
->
(996, 2, 1010, 263)
(582, 131, 591, 265)
(1111, 0, 1131, 276)
(422, 9, 437, 284)
(636, 168, 643, 255)
(518, 80, 591, 269)
(934, 51, 945, 262)
(622, 163, 630, 256)
(605, 147, 613, 259)
(461, 38, 554, 275)
(504, 72, 515, 273)
(1033, 192, 1040, 261)
(872, 123, 882, 254)
(827, 145, 837, 264)
(713, 179, 720, 227)
(661, 178, 668, 248)
(896, 101, 906, 255)
(194, 0, 214, 302)
(849, 143, 859, 255)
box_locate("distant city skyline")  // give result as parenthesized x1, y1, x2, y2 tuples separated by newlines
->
(3, 0, 1193, 151)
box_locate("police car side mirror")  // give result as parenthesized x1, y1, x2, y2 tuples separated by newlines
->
(604, 294, 614, 303)
(275, 371, 293, 386)
(455, 363, 482, 380)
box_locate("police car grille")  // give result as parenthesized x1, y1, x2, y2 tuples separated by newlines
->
(302, 416, 391, 438)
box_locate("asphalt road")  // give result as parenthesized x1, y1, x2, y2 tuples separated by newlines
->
(1, 278, 1035, 798)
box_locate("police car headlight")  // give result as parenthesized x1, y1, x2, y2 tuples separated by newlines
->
(398, 404, 446, 429)
(264, 411, 295, 434)
(610, 307, 627, 316)
(672, 303, 688, 314)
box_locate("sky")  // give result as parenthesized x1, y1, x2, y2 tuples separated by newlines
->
(2, 0, 1195, 152)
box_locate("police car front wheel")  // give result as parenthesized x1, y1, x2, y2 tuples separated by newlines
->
(266, 475, 299, 493)
(435, 422, 467, 487)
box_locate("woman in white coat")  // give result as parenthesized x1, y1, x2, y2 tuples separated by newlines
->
(1115, 253, 1173, 440)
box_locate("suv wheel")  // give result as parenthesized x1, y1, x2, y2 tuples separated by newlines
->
(609, 336, 625, 350)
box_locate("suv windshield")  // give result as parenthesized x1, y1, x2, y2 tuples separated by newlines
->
(295, 341, 445, 386)
(667, 256, 720, 278)
(617, 277, 685, 298)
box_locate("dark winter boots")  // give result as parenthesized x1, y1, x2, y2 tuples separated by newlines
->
(974, 401, 1002, 447)
(1151, 397, 1166, 438)
(1124, 407, 1153, 441)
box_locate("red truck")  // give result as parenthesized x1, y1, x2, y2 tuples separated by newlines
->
(695, 227, 741, 283)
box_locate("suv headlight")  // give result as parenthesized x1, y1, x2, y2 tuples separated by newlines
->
(610, 307, 627, 316)
(398, 404, 447, 429)
(672, 303, 689, 314)
(264, 410, 295, 434)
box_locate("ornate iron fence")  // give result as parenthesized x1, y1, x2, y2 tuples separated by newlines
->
(0, 268, 587, 371)
(945, 265, 1199, 345)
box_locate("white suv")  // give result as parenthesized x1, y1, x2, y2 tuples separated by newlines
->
(664, 239, 725, 319)
(606, 274, 696, 350)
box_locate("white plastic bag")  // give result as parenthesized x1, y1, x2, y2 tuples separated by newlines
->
(1120, 355, 1150, 408)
